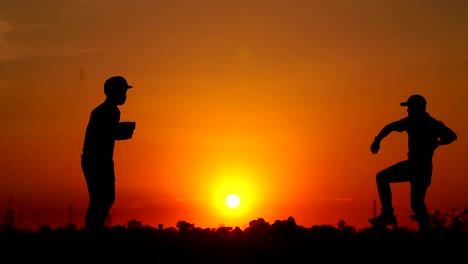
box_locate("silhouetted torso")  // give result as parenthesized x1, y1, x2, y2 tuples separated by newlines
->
(393, 112, 454, 162)
(82, 101, 120, 161)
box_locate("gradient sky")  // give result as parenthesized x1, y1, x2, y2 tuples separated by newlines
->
(1, 0, 467, 231)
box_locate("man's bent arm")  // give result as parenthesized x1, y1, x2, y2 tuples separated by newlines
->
(437, 124, 457, 147)
(375, 121, 402, 142)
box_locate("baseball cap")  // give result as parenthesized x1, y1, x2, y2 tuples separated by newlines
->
(104, 76, 133, 95)
(400, 94, 426, 107)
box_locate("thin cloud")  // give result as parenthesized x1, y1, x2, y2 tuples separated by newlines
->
(175, 197, 204, 202)
(0, 19, 15, 61)
(435, 55, 468, 74)
(79, 67, 86, 82)
(319, 196, 354, 202)
(335, 198, 354, 202)
(0, 79, 11, 87)
(0, 19, 98, 62)
(0, 20, 12, 33)
(461, 56, 468, 68)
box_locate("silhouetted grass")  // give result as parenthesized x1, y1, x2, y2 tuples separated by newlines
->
(1, 216, 467, 263)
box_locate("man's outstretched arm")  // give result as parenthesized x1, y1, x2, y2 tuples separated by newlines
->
(370, 121, 403, 154)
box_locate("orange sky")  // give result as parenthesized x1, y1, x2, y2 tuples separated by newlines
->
(1, 0, 467, 231)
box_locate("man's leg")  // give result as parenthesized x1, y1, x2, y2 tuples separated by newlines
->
(82, 160, 116, 231)
(85, 180, 115, 230)
(82, 160, 99, 231)
(84, 180, 100, 230)
(370, 160, 411, 225)
(98, 181, 115, 227)
(410, 180, 431, 232)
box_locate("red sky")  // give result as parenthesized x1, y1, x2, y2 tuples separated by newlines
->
(1, 0, 467, 231)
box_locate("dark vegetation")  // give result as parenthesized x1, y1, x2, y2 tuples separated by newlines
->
(1, 198, 467, 262)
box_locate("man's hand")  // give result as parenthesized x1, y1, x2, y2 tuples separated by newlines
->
(116, 121, 136, 140)
(370, 138, 380, 154)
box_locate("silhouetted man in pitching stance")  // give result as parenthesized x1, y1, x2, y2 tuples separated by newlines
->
(81, 76, 136, 232)
(369, 94, 457, 231)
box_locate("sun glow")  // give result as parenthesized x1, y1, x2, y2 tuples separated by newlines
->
(226, 194, 240, 208)
(211, 167, 255, 218)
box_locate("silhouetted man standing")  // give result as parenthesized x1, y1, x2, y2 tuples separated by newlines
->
(369, 94, 457, 231)
(81, 76, 136, 232)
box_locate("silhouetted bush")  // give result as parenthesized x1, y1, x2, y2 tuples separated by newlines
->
(1, 210, 468, 262)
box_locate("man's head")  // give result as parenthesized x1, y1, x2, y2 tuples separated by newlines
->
(400, 94, 426, 116)
(104, 76, 133, 105)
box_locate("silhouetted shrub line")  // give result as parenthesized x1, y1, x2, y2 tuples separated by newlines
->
(1, 215, 467, 261)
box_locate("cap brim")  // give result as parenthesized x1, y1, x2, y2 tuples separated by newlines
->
(400, 102, 408, 106)
(127, 85, 133, 89)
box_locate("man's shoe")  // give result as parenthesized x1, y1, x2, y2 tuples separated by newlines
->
(369, 214, 398, 226)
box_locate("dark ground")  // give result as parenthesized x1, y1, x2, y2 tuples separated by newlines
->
(1, 223, 466, 263)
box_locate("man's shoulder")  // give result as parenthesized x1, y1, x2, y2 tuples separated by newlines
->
(423, 113, 452, 132)
(91, 102, 119, 116)
(424, 113, 443, 124)
(395, 116, 409, 124)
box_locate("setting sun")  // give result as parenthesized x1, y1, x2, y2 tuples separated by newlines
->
(226, 194, 240, 208)
(210, 166, 257, 224)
